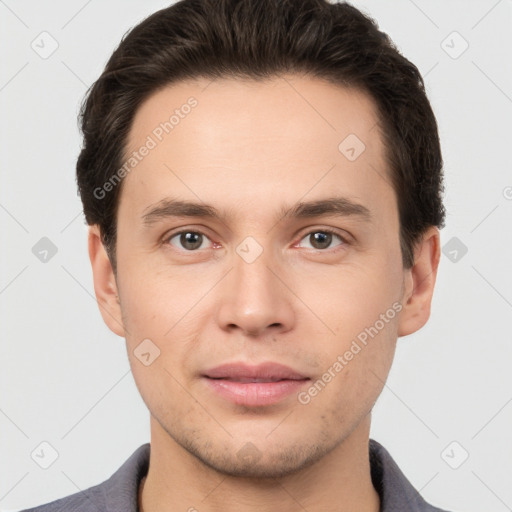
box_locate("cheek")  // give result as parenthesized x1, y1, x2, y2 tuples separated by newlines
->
(295, 259, 402, 343)
(119, 271, 207, 389)
(115, 237, 187, 322)
(299, 262, 401, 407)
(303, 314, 397, 429)
(127, 355, 190, 425)
(118, 268, 196, 336)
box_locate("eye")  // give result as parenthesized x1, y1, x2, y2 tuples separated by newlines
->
(296, 229, 347, 251)
(166, 230, 212, 251)
(164, 228, 348, 253)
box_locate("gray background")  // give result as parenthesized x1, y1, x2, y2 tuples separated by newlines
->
(1, 1, 511, 511)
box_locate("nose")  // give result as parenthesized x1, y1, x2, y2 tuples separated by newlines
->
(215, 245, 295, 338)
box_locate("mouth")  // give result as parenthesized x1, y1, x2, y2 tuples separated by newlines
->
(202, 362, 310, 406)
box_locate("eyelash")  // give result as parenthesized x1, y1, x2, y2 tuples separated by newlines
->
(163, 227, 350, 253)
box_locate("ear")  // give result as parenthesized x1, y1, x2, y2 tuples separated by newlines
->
(397, 226, 441, 337)
(88, 225, 126, 337)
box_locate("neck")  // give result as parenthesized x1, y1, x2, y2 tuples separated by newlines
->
(139, 415, 380, 512)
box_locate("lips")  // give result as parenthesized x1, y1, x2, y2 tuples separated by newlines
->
(202, 362, 310, 406)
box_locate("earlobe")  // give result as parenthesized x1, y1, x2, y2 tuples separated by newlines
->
(397, 226, 441, 337)
(88, 225, 126, 337)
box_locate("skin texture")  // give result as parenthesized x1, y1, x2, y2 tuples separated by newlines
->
(88, 75, 440, 512)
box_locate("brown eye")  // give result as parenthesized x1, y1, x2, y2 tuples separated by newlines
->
(168, 231, 209, 251)
(298, 230, 346, 250)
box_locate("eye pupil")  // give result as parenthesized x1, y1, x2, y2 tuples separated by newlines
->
(181, 232, 203, 250)
(310, 232, 332, 249)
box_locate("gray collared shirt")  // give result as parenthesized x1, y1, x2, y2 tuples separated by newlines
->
(20, 439, 452, 511)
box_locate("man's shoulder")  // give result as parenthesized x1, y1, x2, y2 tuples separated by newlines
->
(19, 482, 105, 512)
(369, 439, 454, 512)
(18, 443, 150, 512)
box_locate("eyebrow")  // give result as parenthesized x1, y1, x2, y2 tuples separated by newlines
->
(141, 196, 372, 227)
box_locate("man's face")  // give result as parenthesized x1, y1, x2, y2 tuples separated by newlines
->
(99, 76, 417, 477)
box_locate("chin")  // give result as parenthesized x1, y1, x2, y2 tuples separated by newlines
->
(185, 437, 331, 480)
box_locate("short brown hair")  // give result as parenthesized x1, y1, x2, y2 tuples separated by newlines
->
(76, 0, 446, 274)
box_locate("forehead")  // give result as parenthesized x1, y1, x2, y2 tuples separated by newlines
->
(121, 75, 393, 222)
(127, 75, 382, 151)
